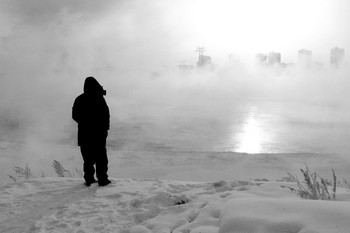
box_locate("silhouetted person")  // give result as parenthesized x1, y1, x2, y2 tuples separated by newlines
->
(72, 77, 111, 186)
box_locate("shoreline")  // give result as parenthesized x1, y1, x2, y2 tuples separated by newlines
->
(2, 148, 350, 184)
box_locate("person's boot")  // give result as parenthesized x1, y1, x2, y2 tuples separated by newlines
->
(84, 179, 97, 187)
(98, 179, 111, 186)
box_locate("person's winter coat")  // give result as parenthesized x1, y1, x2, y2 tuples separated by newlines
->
(72, 77, 110, 146)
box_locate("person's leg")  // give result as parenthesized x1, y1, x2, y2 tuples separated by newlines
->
(96, 146, 110, 186)
(80, 146, 96, 185)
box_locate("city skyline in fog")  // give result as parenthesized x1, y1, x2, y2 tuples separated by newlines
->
(1, 0, 350, 68)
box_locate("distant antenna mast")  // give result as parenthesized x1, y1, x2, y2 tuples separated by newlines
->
(195, 46, 206, 65)
(195, 46, 206, 56)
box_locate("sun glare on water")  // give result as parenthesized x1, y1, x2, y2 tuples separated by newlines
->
(235, 107, 271, 154)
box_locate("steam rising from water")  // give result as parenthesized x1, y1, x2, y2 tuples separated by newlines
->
(1, 1, 350, 179)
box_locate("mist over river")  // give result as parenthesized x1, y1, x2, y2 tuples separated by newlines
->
(2, 0, 350, 184)
(2, 95, 350, 184)
(109, 100, 350, 154)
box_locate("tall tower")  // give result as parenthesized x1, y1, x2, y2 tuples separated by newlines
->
(195, 46, 212, 67)
(195, 47, 206, 66)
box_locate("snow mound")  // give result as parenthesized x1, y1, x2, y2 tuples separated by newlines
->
(219, 198, 350, 233)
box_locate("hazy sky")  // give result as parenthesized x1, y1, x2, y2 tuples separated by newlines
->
(1, 0, 350, 134)
(1, 0, 349, 67)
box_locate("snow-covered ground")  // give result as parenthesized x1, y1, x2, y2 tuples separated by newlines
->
(1, 177, 350, 233)
(2, 89, 350, 232)
(2, 141, 350, 232)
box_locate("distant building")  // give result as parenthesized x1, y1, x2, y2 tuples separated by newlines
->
(268, 52, 281, 66)
(330, 47, 345, 67)
(298, 49, 312, 66)
(195, 46, 212, 68)
(197, 55, 212, 67)
(255, 53, 267, 66)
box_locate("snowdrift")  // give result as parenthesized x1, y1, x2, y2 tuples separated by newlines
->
(1, 177, 350, 233)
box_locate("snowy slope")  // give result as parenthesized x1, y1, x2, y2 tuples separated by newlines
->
(1, 178, 350, 233)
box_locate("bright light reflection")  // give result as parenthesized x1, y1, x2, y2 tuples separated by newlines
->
(236, 108, 265, 153)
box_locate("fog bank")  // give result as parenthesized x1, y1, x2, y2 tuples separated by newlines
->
(1, 1, 350, 177)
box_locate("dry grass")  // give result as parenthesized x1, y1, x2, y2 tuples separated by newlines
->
(8, 175, 17, 182)
(277, 172, 298, 183)
(7, 163, 32, 182)
(282, 165, 337, 200)
(13, 163, 32, 180)
(52, 160, 72, 177)
(52, 160, 83, 178)
(8, 160, 82, 182)
(339, 178, 350, 190)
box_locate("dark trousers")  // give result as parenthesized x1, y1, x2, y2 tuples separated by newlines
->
(80, 145, 108, 182)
